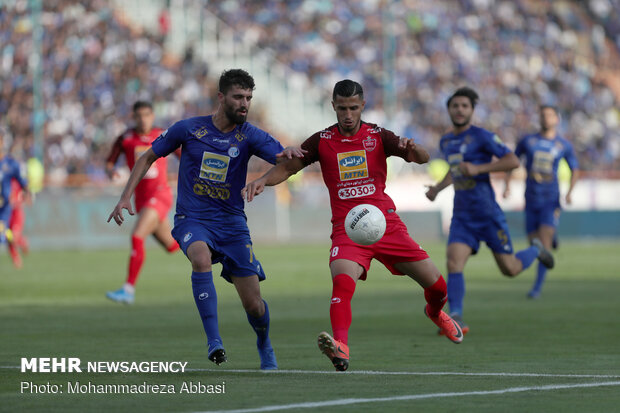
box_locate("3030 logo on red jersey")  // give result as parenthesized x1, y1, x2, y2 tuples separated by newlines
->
(338, 184, 376, 200)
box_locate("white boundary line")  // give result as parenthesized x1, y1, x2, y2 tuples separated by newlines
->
(196, 381, 620, 413)
(2, 365, 620, 379)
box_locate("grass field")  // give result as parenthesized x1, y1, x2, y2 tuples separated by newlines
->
(1, 240, 620, 412)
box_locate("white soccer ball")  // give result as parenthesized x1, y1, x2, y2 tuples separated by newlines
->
(344, 204, 386, 245)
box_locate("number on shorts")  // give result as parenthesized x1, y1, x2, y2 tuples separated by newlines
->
(331, 247, 339, 257)
(497, 230, 508, 246)
(246, 244, 254, 263)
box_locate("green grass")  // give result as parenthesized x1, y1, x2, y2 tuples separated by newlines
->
(1, 240, 620, 412)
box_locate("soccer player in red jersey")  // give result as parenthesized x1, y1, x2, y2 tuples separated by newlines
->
(105, 101, 180, 304)
(243, 80, 463, 371)
(7, 179, 29, 268)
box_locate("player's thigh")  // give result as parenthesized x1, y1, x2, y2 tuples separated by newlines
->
(395, 258, 441, 288)
(152, 217, 176, 248)
(446, 242, 472, 273)
(132, 207, 161, 239)
(329, 259, 365, 281)
(230, 275, 264, 315)
(186, 241, 213, 272)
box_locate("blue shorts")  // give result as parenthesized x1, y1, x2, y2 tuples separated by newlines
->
(525, 204, 561, 234)
(448, 214, 514, 255)
(172, 216, 266, 284)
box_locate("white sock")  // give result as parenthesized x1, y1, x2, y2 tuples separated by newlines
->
(123, 283, 135, 294)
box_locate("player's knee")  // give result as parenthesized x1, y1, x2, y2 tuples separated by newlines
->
(446, 257, 463, 273)
(191, 254, 212, 272)
(500, 265, 519, 277)
(243, 297, 264, 317)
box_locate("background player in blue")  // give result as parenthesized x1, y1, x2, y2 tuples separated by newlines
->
(425, 87, 555, 334)
(108, 69, 304, 369)
(0, 130, 29, 249)
(503, 106, 579, 299)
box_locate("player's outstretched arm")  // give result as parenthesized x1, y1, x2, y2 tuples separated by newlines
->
(459, 153, 519, 177)
(398, 138, 430, 164)
(242, 157, 305, 202)
(108, 148, 159, 225)
(425, 171, 453, 201)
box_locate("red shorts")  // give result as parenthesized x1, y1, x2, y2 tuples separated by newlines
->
(329, 213, 429, 280)
(134, 189, 173, 222)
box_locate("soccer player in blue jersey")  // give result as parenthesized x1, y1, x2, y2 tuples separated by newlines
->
(108, 69, 304, 369)
(503, 106, 579, 298)
(0, 130, 29, 252)
(425, 87, 554, 333)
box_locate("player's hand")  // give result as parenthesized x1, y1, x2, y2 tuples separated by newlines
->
(458, 162, 479, 177)
(502, 186, 511, 199)
(242, 178, 266, 203)
(277, 146, 307, 160)
(398, 137, 417, 151)
(107, 197, 134, 226)
(565, 192, 572, 205)
(425, 185, 438, 202)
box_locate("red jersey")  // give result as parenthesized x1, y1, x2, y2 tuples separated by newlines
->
(301, 122, 410, 227)
(10, 179, 25, 208)
(107, 128, 171, 200)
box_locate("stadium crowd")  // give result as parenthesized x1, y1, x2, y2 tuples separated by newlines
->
(1, 0, 619, 186)
(209, 0, 620, 171)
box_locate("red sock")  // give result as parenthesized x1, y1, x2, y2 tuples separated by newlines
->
(127, 236, 145, 286)
(330, 274, 356, 345)
(424, 275, 447, 317)
(166, 241, 180, 253)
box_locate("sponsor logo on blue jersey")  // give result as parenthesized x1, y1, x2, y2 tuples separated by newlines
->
(200, 152, 230, 182)
(203, 158, 227, 169)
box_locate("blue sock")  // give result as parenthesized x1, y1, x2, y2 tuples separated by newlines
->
(191, 271, 222, 348)
(515, 246, 538, 270)
(247, 299, 270, 348)
(447, 272, 465, 317)
(531, 261, 548, 293)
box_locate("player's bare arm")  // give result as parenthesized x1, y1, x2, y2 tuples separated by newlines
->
(426, 171, 453, 201)
(459, 152, 519, 177)
(503, 170, 513, 198)
(565, 168, 579, 204)
(242, 157, 305, 202)
(108, 148, 159, 225)
(398, 137, 430, 164)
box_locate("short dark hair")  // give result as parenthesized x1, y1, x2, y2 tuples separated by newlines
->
(540, 105, 558, 114)
(219, 69, 255, 94)
(133, 101, 153, 112)
(447, 87, 479, 108)
(332, 79, 364, 101)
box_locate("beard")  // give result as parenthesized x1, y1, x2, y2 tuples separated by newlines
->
(450, 115, 471, 128)
(224, 107, 247, 125)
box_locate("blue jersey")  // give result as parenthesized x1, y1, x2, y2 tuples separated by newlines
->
(151, 116, 284, 219)
(439, 125, 511, 220)
(0, 156, 27, 213)
(515, 133, 578, 209)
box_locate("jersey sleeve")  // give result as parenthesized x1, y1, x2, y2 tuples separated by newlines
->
(151, 121, 188, 158)
(483, 131, 511, 158)
(563, 139, 579, 170)
(300, 133, 321, 166)
(106, 135, 125, 165)
(380, 129, 409, 159)
(248, 126, 285, 165)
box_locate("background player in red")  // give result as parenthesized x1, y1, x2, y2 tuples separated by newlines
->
(105, 101, 180, 304)
(243, 80, 463, 371)
(8, 178, 30, 268)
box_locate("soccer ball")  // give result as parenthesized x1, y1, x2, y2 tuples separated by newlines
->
(344, 204, 386, 245)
